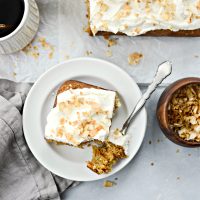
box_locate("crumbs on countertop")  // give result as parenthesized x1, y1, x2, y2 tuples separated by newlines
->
(12, 72, 17, 78)
(149, 140, 152, 144)
(105, 49, 112, 57)
(103, 180, 117, 188)
(38, 37, 50, 49)
(103, 36, 118, 47)
(150, 162, 154, 166)
(22, 43, 40, 59)
(176, 149, 180, 153)
(85, 50, 93, 56)
(22, 37, 55, 60)
(48, 47, 55, 59)
(64, 54, 70, 60)
(128, 52, 143, 65)
(39, 37, 55, 59)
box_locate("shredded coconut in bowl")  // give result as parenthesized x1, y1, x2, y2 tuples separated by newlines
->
(168, 84, 200, 141)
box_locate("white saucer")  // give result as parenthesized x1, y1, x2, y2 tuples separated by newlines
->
(23, 57, 147, 181)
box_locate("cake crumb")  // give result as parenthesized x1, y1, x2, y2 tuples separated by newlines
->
(85, 50, 93, 56)
(177, 177, 180, 180)
(22, 43, 39, 59)
(64, 54, 70, 60)
(103, 35, 118, 47)
(22, 37, 54, 59)
(106, 49, 113, 57)
(128, 52, 143, 65)
(39, 37, 55, 59)
(149, 140, 152, 144)
(150, 162, 154, 166)
(12, 72, 17, 78)
(157, 139, 160, 143)
(108, 38, 117, 47)
(38, 37, 49, 49)
(23, 43, 33, 53)
(48, 51, 53, 59)
(49, 46, 55, 58)
(188, 153, 191, 156)
(176, 149, 180, 153)
(32, 52, 40, 59)
(103, 180, 116, 187)
(33, 46, 38, 50)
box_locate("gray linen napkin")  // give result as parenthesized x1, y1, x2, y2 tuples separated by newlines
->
(0, 79, 78, 200)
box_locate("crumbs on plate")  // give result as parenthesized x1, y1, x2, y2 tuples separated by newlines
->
(128, 52, 143, 65)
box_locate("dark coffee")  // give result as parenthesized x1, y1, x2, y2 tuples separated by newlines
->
(0, 0, 24, 37)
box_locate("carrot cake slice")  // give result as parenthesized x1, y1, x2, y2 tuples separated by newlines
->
(87, 0, 200, 36)
(44, 80, 129, 174)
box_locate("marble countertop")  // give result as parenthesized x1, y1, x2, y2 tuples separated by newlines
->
(1, 1, 200, 200)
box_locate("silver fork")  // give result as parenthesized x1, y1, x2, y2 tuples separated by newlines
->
(121, 61, 172, 136)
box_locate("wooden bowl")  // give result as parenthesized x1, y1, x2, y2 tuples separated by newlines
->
(157, 77, 200, 147)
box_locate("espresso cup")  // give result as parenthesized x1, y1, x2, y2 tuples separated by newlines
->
(0, 0, 39, 54)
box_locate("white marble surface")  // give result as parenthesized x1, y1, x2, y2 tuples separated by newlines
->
(1, 0, 200, 200)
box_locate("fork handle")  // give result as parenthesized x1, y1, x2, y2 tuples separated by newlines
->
(121, 61, 172, 135)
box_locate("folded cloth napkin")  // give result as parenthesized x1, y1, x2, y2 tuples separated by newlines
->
(0, 79, 78, 200)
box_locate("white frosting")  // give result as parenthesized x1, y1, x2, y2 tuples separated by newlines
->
(45, 88, 116, 146)
(89, 0, 200, 36)
(108, 129, 130, 155)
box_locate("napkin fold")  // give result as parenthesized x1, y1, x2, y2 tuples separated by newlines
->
(0, 79, 77, 200)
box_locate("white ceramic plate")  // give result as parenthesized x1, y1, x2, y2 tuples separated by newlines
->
(23, 57, 147, 181)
